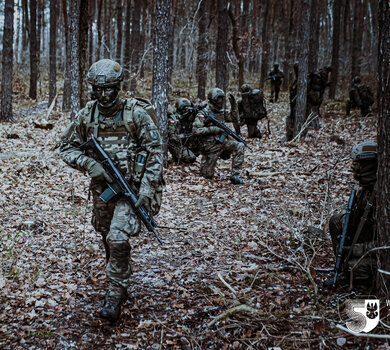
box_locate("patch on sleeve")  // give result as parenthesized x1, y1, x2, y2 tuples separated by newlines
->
(199, 115, 205, 118)
(74, 114, 78, 119)
(147, 125, 160, 140)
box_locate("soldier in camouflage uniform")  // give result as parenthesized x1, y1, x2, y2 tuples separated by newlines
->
(326, 140, 377, 288)
(306, 66, 331, 129)
(346, 76, 374, 117)
(193, 88, 245, 184)
(59, 59, 164, 322)
(237, 84, 267, 139)
(266, 63, 284, 103)
(167, 98, 199, 163)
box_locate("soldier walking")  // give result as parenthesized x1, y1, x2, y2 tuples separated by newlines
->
(266, 63, 284, 103)
(59, 59, 164, 322)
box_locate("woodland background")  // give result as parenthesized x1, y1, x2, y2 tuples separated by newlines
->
(0, 0, 390, 349)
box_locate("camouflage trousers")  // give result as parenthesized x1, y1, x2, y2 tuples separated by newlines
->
(270, 83, 281, 103)
(243, 120, 262, 139)
(346, 99, 371, 117)
(200, 138, 244, 179)
(168, 139, 196, 163)
(329, 212, 375, 283)
(91, 182, 140, 296)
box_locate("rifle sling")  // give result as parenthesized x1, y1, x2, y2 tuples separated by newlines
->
(345, 184, 377, 264)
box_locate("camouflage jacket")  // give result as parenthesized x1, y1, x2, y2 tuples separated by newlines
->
(193, 105, 237, 144)
(59, 98, 163, 200)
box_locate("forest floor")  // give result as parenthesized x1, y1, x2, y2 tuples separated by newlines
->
(0, 90, 388, 350)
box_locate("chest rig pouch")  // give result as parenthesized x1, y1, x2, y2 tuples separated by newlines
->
(86, 101, 148, 185)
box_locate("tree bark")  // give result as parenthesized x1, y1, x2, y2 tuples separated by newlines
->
(308, 0, 318, 73)
(79, 0, 89, 108)
(216, 0, 229, 92)
(0, 0, 14, 121)
(49, 0, 57, 106)
(196, 0, 208, 100)
(116, 0, 123, 62)
(62, 0, 72, 111)
(228, 1, 244, 89)
(351, 0, 363, 79)
(123, 0, 132, 91)
(130, 0, 142, 92)
(259, 0, 270, 89)
(376, 0, 390, 298)
(329, 0, 341, 99)
(294, 0, 311, 137)
(152, 0, 171, 165)
(29, 0, 38, 100)
(70, 0, 80, 117)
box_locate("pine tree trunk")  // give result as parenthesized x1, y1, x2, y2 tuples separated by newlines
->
(29, 0, 38, 100)
(123, 0, 132, 91)
(329, 0, 341, 99)
(49, 0, 57, 106)
(376, 0, 390, 298)
(216, 0, 229, 92)
(0, 0, 14, 121)
(70, 0, 80, 117)
(351, 0, 363, 79)
(116, 0, 123, 62)
(308, 0, 318, 73)
(79, 0, 89, 108)
(196, 0, 208, 100)
(130, 0, 142, 92)
(62, 0, 72, 111)
(88, 0, 95, 67)
(259, 0, 270, 89)
(152, 0, 171, 165)
(294, 0, 311, 137)
(22, 0, 29, 54)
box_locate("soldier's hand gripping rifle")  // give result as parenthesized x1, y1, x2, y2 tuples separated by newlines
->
(80, 134, 163, 245)
(332, 190, 356, 287)
(205, 111, 248, 147)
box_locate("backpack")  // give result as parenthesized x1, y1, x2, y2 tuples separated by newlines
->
(125, 97, 159, 127)
(357, 84, 374, 106)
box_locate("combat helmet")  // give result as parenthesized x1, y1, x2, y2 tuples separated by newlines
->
(350, 140, 377, 186)
(352, 76, 361, 85)
(87, 59, 124, 87)
(250, 89, 264, 103)
(207, 88, 225, 112)
(241, 84, 252, 94)
(175, 98, 193, 115)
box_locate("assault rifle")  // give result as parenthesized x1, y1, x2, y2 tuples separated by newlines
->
(80, 134, 163, 245)
(205, 111, 248, 147)
(333, 190, 356, 287)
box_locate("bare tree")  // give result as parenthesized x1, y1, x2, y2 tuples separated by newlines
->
(152, 0, 172, 163)
(308, 0, 319, 73)
(79, 0, 89, 107)
(196, 0, 208, 100)
(70, 0, 80, 117)
(294, 0, 311, 137)
(329, 0, 341, 99)
(29, 0, 38, 100)
(376, 0, 390, 298)
(0, 0, 14, 121)
(49, 0, 57, 106)
(130, 0, 142, 92)
(123, 0, 132, 91)
(62, 0, 71, 111)
(216, 0, 229, 92)
(259, 0, 270, 89)
(116, 0, 123, 62)
(351, 0, 363, 79)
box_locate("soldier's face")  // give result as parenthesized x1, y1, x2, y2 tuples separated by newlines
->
(93, 86, 118, 107)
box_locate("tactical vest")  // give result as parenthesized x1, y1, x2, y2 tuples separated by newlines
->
(83, 98, 154, 182)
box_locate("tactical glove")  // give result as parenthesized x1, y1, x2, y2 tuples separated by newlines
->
(84, 158, 112, 183)
(135, 194, 151, 211)
(208, 126, 222, 135)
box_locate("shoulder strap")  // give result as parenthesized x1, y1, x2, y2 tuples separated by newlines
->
(345, 184, 377, 264)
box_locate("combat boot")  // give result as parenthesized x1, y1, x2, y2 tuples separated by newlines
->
(100, 287, 128, 322)
(230, 174, 244, 184)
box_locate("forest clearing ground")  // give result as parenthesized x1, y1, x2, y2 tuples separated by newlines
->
(0, 92, 383, 349)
